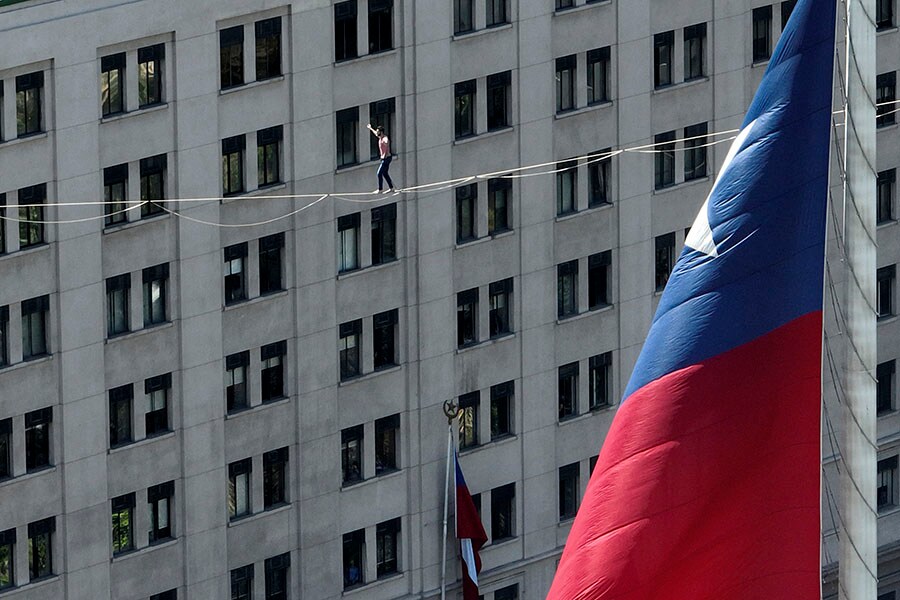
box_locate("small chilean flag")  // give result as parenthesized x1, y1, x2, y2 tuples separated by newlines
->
(548, 0, 835, 598)
(456, 454, 488, 600)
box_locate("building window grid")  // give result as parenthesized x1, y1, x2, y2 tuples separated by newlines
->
(336, 106, 359, 168)
(368, 0, 394, 54)
(877, 0, 894, 28)
(375, 414, 399, 475)
(455, 0, 474, 34)
(495, 584, 520, 600)
(655, 232, 677, 291)
(265, 553, 290, 600)
(487, 0, 508, 26)
(376, 518, 400, 577)
(101, 53, 125, 117)
(338, 213, 361, 272)
(231, 565, 254, 600)
(224, 243, 248, 304)
(654, 131, 676, 189)
(342, 425, 364, 484)
(491, 483, 515, 541)
(654, 31, 674, 88)
(373, 309, 398, 370)
(488, 178, 511, 234)
(369, 98, 396, 160)
(145, 373, 171, 436)
(0, 419, 10, 481)
(781, 0, 798, 30)
(343, 529, 365, 588)
(148, 481, 174, 544)
(456, 184, 477, 243)
(371, 203, 397, 265)
(878, 265, 896, 319)
(0, 528, 13, 591)
(27, 518, 53, 581)
(489, 278, 513, 337)
(259, 232, 285, 294)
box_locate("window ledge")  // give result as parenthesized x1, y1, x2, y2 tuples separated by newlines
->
(225, 396, 291, 421)
(452, 22, 513, 41)
(0, 353, 53, 376)
(877, 219, 898, 229)
(333, 48, 399, 68)
(227, 503, 291, 528)
(218, 75, 285, 96)
(877, 25, 899, 35)
(556, 304, 614, 325)
(877, 123, 899, 133)
(485, 536, 517, 550)
(335, 160, 376, 175)
(453, 126, 513, 146)
(105, 321, 174, 345)
(556, 203, 616, 224)
(751, 58, 771, 69)
(222, 182, 288, 204)
(102, 212, 170, 235)
(455, 235, 491, 250)
(456, 332, 517, 355)
(0, 575, 60, 597)
(0, 242, 51, 263)
(490, 229, 515, 239)
(341, 467, 403, 492)
(554, 101, 613, 121)
(338, 364, 402, 387)
(100, 102, 169, 124)
(557, 412, 593, 426)
(342, 571, 405, 597)
(651, 76, 709, 96)
(652, 174, 711, 196)
(108, 430, 175, 455)
(0, 465, 57, 490)
(552, 0, 611, 17)
(878, 315, 899, 326)
(0, 131, 48, 148)
(223, 290, 289, 312)
(460, 434, 519, 457)
(878, 505, 900, 518)
(111, 537, 178, 563)
(337, 258, 400, 281)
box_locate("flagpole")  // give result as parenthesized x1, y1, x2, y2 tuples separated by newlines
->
(440, 401, 458, 600)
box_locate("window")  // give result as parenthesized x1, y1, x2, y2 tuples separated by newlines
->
(265, 553, 290, 600)
(21, 295, 49, 359)
(457, 288, 479, 347)
(878, 361, 896, 414)
(557, 260, 578, 318)
(655, 232, 676, 291)
(151, 590, 177, 600)
(338, 213, 360, 272)
(752, 6, 772, 62)
(0, 528, 13, 591)
(259, 232, 285, 294)
(109, 384, 133, 447)
(459, 392, 479, 449)
(653, 31, 674, 88)
(488, 178, 511, 234)
(343, 529, 365, 588)
(368, 0, 393, 53)
(261, 341, 286, 402)
(879, 593, 897, 600)
(589, 352, 612, 409)
(558, 363, 579, 420)
(588, 150, 612, 207)
(220, 26, 244, 89)
(489, 278, 512, 337)
(25, 408, 51, 472)
(140, 154, 166, 218)
(369, 98, 396, 160)
(342, 425, 363, 484)
(587, 47, 610, 104)
(455, 0, 474, 34)
(27, 518, 53, 580)
(371, 203, 397, 265)
(101, 53, 125, 117)
(142, 264, 169, 327)
(556, 55, 576, 112)
(487, 71, 511, 130)
(106, 274, 131, 336)
(224, 243, 248, 304)
(684, 122, 708, 181)
(373, 309, 398, 370)
(263, 447, 288, 508)
(683, 23, 707, 81)
(588, 251, 611, 309)
(0, 195, 5, 255)
(456, 184, 477, 243)
(496, 584, 519, 600)
(335, 1, 359, 61)
(231, 565, 254, 600)
(228, 458, 252, 519)
(257, 125, 283, 187)
(559, 463, 579, 520)
(104, 164, 128, 227)
(490, 381, 513, 440)
(879, 456, 898, 510)
(0, 419, 9, 480)
(878, 265, 896, 319)
(226, 351, 250, 413)
(138, 44, 164, 107)
(375, 414, 399, 475)
(376, 518, 400, 577)
(222, 135, 246, 195)
(556, 159, 578, 216)
(487, 0, 508, 26)
(877, 72, 896, 128)
(16, 72, 43, 136)
(654, 131, 676, 189)
(491, 483, 515, 540)
(111, 493, 135, 555)
(556, 0, 574, 10)
(877, 0, 894, 29)
(878, 169, 895, 224)
(339, 320, 362, 380)
(255, 17, 282, 80)
(336, 107, 359, 168)
(18, 184, 45, 249)
(455, 80, 476, 139)
(0, 306, 6, 368)
(145, 374, 171, 436)
(781, 0, 798, 29)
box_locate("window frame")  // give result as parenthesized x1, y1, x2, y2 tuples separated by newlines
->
(24, 407, 52, 472)
(148, 482, 174, 544)
(103, 164, 128, 227)
(335, 1, 359, 62)
(257, 125, 283, 188)
(343, 528, 366, 588)
(228, 458, 253, 520)
(109, 384, 134, 448)
(225, 351, 250, 413)
(458, 391, 480, 450)
(654, 131, 676, 190)
(0, 528, 14, 591)
(488, 278, 513, 337)
(341, 425, 364, 485)
(16, 72, 43, 137)
(457, 288, 479, 347)
(878, 169, 896, 224)
(683, 23, 707, 81)
(338, 213, 361, 273)
(111, 493, 135, 555)
(556, 158, 578, 216)
(588, 250, 612, 309)
(877, 72, 897, 128)
(488, 178, 512, 234)
(455, 80, 477, 139)
(368, 0, 394, 54)
(558, 462, 579, 521)
(371, 203, 397, 265)
(752, 6, 773, 63)
(106, 273, 131, 337)
(220, 26, 245, 89)
(373, 309, 399, 370)
(339, 319, 362, 380)
(490, 381, 514, 440)
(263, 448, 289, 509)
(555, 55, 576, 113)
(587, 47, 611, 105)
(142, 263, 169, 327)
(27, 518, 54, 581)
(557, 260, 578, 318)
(375, 414, 400, 475)
(684, 122, 708, 181)
(487, 70, 512, 131)
(376, 518, 400, 578)
(589, 352, 612, 409)
(100, 53, 126, 117)
(18, 184, 46, 249)
(255, 17, 282, 81)
(878, 360, 896, 415)
(21, 294, 49, 360)
(456, 183, 477, 243)
(138, 44, 164, 108)
(145, 373, 171, 436)
(261, 340, 287, 402)
(490, 482, 515, 541)
(140, 154, 167, 218)
(259, 232, 285, 294)
(224, 242, 248, 305)
(558, 362, 579, 420)
(222, 135, 246, 196)
(653, 31, 674, 88)
(655, 232, 677, 291)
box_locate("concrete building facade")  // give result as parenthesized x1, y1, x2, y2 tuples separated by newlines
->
(0, 0, 898, 598)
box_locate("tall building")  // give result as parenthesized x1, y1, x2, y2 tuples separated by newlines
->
(0, 0, 896, 598)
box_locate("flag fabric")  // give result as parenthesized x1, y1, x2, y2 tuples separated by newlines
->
(456, 454, 488, 600)
(547, 1, 835, 598)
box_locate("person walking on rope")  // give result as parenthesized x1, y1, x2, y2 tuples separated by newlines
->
(367, 123, 396, 193)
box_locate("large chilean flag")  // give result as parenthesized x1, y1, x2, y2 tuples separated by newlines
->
(547, 1, 835, 598)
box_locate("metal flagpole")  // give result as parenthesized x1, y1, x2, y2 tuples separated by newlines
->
(840, 0, 878, 595)
(441, 401, 459, 600)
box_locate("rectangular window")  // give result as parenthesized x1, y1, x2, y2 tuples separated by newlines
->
(654, 31, 674, 88)
(343, 529, 365, 588)
(335, 1, 359, 61)
(228, 458, 252, 519)
(487, 71, 511, 131)
(339, 320, 362, 380)
(879, 265, 897, 319)
(488, 178, 511, 234)
(456, 184, 477, 243)
(557, 260, 578, 318)
(455, 0, 474, 34)
(342, 425, 364, 484)
(489, 278, 513, 337)
(109, 384, 133, 447)
(0, 419, 10, 480)
(655, 232, 676, 291)
(556, 159, 578, 216)
(263, 447, 289, 508)
(338, 213, 361, 272)
(879, 456, 898, 510)
(104, 164, 128, 227)
(145, 373, 171, 436)
(222, 135, 246, 195)
(0, 306, 6, 368)
(336, 106, 359, 168)
(255, 17, 282, 80)
(101, 53, 125, 117)
(877, 0, 894, 29)
(558, 362, 579, 420)
(373, 309, 398, 370)
(259, 232, 285, 295)
(781, 0, 798, 29)
(457, 288, 479, 347)
(491, 483, 515, 541)
(878, 360, 896, 414)
(150, 590, 177, 600)
(589, 352, 612, 409)
(0, 528, 14, 591)
(683, 23, 707, 81)
(25, 408, 51, 472)
(556, 0, 574, 10)
(224, 243, 248, 304)
(111, 493, 135, 555)
(371, 203, 397, 265)
(369, 98, 396, 160)
(142, 263, 169, 327)
(877, 72, 896, 128)
(375, 414, 399, 475)
(21, 294, 49, 359)
(459, 391, 479, 449)
(231, 564, 254, 600)
(490, 381, 513, 440)
(588, 251, 611, 309)
(18, 184, 45, 249)
(140, 154, 167, 218)
(376, 518, 400, 577)
(16, 71, 43, 137)
(487, 0, 508, 26)
(220, 26, 244, 89)
(455, 80, 476, 139)
(148, 481, 174, 544)
(495, 584, 519, 600)
(752, 6, 773, 62)
(559, 462, 579, 520)
(654, 131, 676, 189)
(225, 351, 250, 413)
(556, 55, 576, 112)
(257, 125, 283, 187)
(588, 150, 612, 207)
(261, 340, 286, 402)
(684, 122, 708, 181)
(587, 47, 610, 104)
(368, 0, 394, 53)
(27, 517, 54, 580)
(138, 44, 164, 107)
(265, 553, 290, 600)
(878, 169, 896, 224)
(106, 273, 131, 336)
(0, 194, 5, 255)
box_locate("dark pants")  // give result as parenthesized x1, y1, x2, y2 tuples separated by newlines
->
(377, 156, 395, 191)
